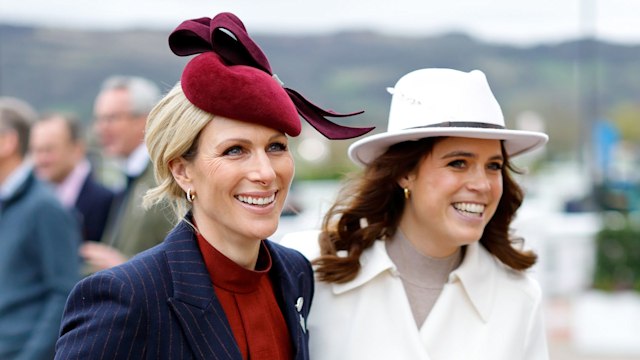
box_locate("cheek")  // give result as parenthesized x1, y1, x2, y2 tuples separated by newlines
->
(100, 123, 115, 133)
(201, 159, 223, 178)
(493, 176, 504, 198)
(487, 180, 504, 219)
(111, 121, 130, 137)
(64, 154, 77, 166)
(189, 159, 226, 195)
(275, 155, 295, 182)
(424, 172, 458, 193)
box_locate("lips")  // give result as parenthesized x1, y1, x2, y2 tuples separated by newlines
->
(452, 202, 485, 216)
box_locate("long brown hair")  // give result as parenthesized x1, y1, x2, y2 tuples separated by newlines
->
(313, 137, 537, 283)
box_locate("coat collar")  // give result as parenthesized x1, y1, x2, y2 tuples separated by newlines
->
(0, 162, 32, 202)
(164, 220, 310, 360)
(164, 220, 242, 359)
(0, 167, 34, 213)
(266, 241, 312, 360)
(332, 239, 497, 323)
(448, 242, 498, 323)
(332, 240, 395, 295)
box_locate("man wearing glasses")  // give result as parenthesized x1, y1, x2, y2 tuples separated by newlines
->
(80, 76, 173, 273)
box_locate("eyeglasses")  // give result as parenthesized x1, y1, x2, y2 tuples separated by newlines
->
(93, 112, 134, 125)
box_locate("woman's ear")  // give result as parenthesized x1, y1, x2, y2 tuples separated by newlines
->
(168, 157, 191, 191)
(397, 172, 415, 190)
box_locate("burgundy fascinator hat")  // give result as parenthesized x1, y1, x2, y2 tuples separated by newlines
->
(168, 12, 374, 139)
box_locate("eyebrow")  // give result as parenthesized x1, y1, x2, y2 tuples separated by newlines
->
(217, 133, 287, 146)
(441, 151, 504, 161)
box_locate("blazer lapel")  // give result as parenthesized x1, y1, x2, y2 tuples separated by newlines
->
(165, 222, 242, 360)
(267, 241, 312, 360)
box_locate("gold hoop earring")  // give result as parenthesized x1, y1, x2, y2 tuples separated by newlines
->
(186, 188, 196, 203)
(404, 188, 411, 200)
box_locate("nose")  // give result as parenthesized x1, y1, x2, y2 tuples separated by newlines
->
(248, 151, 276, 185)
(466, 167, 492, 192)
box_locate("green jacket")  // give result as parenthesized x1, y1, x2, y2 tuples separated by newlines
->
(101, 163, 173, 258)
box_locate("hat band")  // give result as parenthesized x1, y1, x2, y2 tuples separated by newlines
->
(410, 121, 505, 130)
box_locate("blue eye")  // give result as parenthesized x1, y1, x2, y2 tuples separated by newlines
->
(448, 159, 466, 169)
(223, 146, 243, 156)
(267, 142, 288, 152)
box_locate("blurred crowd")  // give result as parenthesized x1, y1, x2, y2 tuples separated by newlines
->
(0, 75, 173, 359)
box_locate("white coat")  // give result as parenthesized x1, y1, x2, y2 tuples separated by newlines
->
(281, 230, 549, 360)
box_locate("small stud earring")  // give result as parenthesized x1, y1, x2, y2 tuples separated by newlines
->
(186, 188, 196, 203)
(404, 188, 411, 200)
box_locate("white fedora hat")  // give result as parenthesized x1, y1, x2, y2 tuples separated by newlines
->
(348, 68, 548, 166)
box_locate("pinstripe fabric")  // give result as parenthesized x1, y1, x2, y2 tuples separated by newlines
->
(55, 220, 314, 360)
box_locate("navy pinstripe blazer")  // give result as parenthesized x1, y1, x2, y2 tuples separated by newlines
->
(55, 220, 314, 359)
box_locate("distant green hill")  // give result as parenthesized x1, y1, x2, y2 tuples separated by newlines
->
(2, 24, 639, 160)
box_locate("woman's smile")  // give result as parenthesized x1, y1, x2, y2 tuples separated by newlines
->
(398, 137, 503, 257)
(235, 191, 277, 207)
(452, 202, 486, 218)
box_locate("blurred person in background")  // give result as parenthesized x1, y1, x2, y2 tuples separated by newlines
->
(55, 12, 372, 359)
(283, 68, 550, 359)
(80, 75, 173, 272)
(30, 112, 114, 241)
(0, 97, 80, 360)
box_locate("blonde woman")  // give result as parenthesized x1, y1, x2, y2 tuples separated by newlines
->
(55, 12, 371, 359)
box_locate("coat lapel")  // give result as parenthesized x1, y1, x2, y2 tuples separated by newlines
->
(267, 241, 312, 360)
(164, 221, 242, 360)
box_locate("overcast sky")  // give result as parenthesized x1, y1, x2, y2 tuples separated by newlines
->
(1, 0, 639, 45)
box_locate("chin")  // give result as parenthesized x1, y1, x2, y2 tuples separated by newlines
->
(252, 232, 277, 241)
(456, 232, 484, 246)
(249, 223, 279, 240)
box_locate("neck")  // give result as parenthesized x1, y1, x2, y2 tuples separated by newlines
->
(397, 223, 460, 258)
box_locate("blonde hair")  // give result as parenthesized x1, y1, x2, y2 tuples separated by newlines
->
(143, 83, 214, 221)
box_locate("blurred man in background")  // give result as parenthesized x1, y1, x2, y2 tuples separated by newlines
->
(30, 112, 114, 241)
(80, 75, 173, 272)
(0, 97, 80, 359)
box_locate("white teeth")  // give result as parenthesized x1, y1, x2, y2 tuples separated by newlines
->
(237, 194, 275, 206)
(453, 202, 485, 214)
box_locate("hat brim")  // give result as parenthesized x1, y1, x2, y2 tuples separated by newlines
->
(348, 127, 549, 166)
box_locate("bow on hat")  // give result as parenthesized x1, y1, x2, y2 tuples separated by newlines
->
(169, 12, 374, 140)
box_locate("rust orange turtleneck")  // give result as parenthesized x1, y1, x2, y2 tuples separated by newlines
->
(196, 231, 293, 360)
